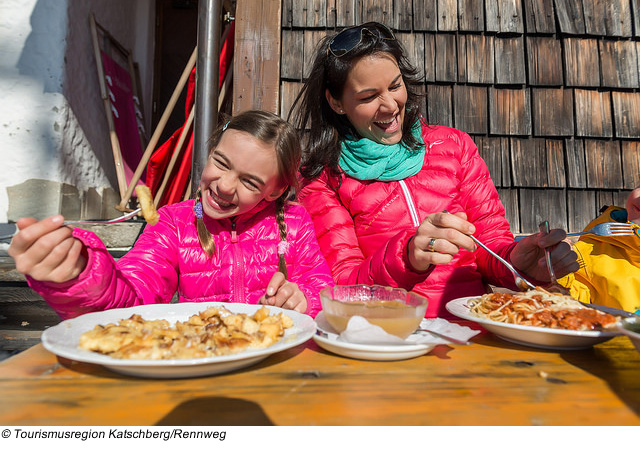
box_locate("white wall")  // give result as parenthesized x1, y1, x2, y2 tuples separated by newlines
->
(0, 0, 155, 222)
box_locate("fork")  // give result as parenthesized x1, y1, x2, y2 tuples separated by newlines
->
(0, 208, 141, 240)
(566, 221, 635, 238)
(514, 222, 635, 242)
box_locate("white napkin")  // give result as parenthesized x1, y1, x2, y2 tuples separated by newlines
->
(338, 316, 480, 346)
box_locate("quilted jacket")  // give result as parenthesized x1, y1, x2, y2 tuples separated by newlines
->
(27, 199, 334, 319)
(299, 123, 522, 317)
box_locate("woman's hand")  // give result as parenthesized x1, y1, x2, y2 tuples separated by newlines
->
(407, 211, 477, 272)
(510, 229, 578, 282)
(259, 271, 308, 313)
(8, 215, 87, 283)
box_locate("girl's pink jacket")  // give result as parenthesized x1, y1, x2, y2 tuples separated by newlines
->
(27, 200, 334, 319)
(299, 124, 526, 318)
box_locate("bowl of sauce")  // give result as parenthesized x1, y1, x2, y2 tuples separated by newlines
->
(319, 285, 428, 339)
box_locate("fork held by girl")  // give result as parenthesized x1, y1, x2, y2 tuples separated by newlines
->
(289, 21, 578, 318)
(9, 110, 334, 319)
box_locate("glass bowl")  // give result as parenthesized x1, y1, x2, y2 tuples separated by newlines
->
(616, 316, 640, 354)
(319, 285, 428, 339)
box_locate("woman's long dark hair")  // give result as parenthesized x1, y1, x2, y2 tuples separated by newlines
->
(288, 23, 426, 181)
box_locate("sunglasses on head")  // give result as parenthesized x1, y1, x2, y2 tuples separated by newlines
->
(328, 22, 396, 57)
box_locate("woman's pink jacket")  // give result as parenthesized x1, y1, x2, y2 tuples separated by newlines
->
(27, 200, 334, 319)
(299, 124, 525, 318)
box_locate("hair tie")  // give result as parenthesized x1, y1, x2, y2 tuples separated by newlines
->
(277, 241, 289, 255)
(193, 200, 203, 219)
(222, 120, 230, 131)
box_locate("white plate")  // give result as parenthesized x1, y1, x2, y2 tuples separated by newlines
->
(41, 302, 316, 378)
(312, 312, 435, 361)
(446, 297, 620, 351)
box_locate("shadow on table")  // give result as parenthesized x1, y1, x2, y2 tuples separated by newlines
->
(155, 396, 274, 425)
(561, 341, 640, 417)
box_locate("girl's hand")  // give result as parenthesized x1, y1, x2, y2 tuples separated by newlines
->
(407, 211, 477, 272)
(259, 271, 308, 313)
(8, 215, 87, 283)
(510, 229, 578, 282)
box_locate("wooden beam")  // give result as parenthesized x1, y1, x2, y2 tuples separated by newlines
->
(233, 0, 282, 114)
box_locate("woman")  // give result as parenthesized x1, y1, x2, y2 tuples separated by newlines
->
(289, 22, 578, 317)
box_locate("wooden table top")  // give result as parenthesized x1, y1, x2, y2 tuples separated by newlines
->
(1, 331, 639, 426)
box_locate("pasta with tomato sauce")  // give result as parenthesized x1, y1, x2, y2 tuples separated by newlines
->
(468, 288, 618, 331)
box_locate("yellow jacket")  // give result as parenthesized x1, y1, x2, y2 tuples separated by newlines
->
(559, 206, 640, 314)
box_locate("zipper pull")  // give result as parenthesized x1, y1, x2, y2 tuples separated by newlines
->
(231, 220, 238, 243)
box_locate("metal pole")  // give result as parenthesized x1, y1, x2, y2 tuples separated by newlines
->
(192, 0, 222, 197)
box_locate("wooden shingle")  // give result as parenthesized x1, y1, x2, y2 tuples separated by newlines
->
(613, 92, 640, 138)
(497, 188, 520, 233)
(600, 40, 639, 88)
(458, 34, 494, 84)
(394, 0, 414, 30)
(362, 0, 392, 25)
(546, 139, 566, 188)
(474, 136, 511, 187)
(622, 141, 640, 189)
(335, 0, 357, 27)
(279, 80, 303, 119)
(424, 33, 436, 82)
(634, 0, 640, 37)
(454, 85, 488, 134)
(412, 0, 437, 31)
(426, 84, 453, 126)
(522, 0, 556, 34)
(511, 138, 549, 187)
(519, 188, 567, 232)
(435, 33, 457, 82)
(564, 38, 601, 87)
(485, 0, 524, 33)
(554, 0, 586, 34)
(574, 89, 613, 138)
(397, 33, 426, 81)
(565, 138, 587, 188)
(597, 190, 631, 211)
(437, 0, 458, 31)
(291, 1, 307, 27)
(305, 0, 328, 27)
(489, 88, 531, 136)
(458, 0, 485, 32)
(567, 190, 596, 231)
(583, 0, 633, 37)
(527, 37, 563, 86)
(585, 140, 623, 189)
(303, 30, 328, 79)
(280, 29, 303, 80)
(532, 88, 574, 136)
(494, 37, 526, 85)
(282, 0, 293, 27)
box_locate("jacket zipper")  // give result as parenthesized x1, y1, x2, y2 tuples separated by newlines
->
(230, 219, 246, 303)
(399, 179, 420, 227)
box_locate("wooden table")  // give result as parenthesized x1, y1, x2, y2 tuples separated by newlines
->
(1, 331, 639, 426)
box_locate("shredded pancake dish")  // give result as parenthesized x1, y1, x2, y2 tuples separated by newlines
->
(468, 288, 618, 332)
(79, 305, 294, 360)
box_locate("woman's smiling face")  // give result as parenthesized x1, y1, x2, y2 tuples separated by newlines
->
(199, 129, 284, 220)
(326, 52, 407, 145)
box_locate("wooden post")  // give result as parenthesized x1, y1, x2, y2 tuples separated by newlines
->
(232, 0, 282, 114)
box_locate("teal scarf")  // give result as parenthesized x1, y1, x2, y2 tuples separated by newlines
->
(338, 122, 425, 181)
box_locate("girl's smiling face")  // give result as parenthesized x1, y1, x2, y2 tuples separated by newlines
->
(199, 129, 285, 220)
(326, 52, 407, 145)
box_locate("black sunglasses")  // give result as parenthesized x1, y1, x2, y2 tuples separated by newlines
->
(328, 22, 396, 57)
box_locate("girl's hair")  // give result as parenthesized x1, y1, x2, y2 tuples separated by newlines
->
(288, 22, 425, 180)
(196, 110, 301, 279)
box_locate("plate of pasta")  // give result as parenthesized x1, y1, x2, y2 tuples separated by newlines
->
(446, 289, 622, 350)
(41, 302, 316, 378)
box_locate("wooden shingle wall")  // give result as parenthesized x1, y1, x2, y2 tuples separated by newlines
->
(279, 0, 640, 233)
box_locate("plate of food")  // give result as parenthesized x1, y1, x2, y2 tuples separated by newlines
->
(312, 312, 436, 361)
(41, 302, 316, 378)
(445, 288, 622, 350)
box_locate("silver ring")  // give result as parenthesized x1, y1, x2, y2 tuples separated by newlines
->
(426, 238, 437, 252)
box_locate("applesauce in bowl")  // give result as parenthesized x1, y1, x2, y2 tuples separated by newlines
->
(319, 285, 428, 339)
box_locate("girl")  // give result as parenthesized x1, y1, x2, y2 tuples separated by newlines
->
(289, 22, 578, 318)
(9, 110, 334, 319)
